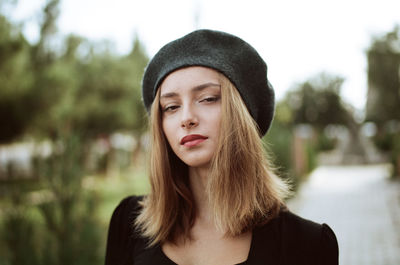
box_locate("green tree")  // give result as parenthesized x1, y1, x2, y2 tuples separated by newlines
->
(36, 134, 102, 265)
(264, 101, 295, 187)
(366, 25, 400, 125)
(2, 2, 105, 265)
(270, 73, 360, 181)
(366, 25, 400, 177)
(0, 13, 35, 143)
(1, 1, 152, 264)
(285, 73, 350, 129)
(71, 37, 148, 138)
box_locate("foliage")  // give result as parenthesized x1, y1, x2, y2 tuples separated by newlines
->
(0, 1, 149, 264)
(0, 14, 35, 143)
(285, 73, 350, 130)
(366, 25, 400, 177)
(1, 193, 41, 265)
(366, 26, 400, 125)
(263, 73, 354, 188)
(0, 1, 149, 143)
(264, 102, 294, 180)
(1, 134, 105, 265)
(268, 73, 355, 183)
(372, 122, 400, 177)
(315, 131, 337, 151)
(71, 38, 148, 138)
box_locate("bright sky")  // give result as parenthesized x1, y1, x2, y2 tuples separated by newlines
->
(9, 0, 400, 111)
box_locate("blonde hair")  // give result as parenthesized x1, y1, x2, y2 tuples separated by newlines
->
(135, 72, 290, 246)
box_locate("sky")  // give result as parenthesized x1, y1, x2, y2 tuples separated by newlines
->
(8, 0, 400, 112)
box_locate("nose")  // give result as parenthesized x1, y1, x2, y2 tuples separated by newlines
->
(181, 105, 198, 129)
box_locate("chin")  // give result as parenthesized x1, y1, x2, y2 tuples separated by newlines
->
(180, 156, 213, 168)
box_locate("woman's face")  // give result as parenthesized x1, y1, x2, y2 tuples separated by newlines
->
(159, 66, 222, 169)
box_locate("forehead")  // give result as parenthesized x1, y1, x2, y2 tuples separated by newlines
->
(159, 66, 221, 94)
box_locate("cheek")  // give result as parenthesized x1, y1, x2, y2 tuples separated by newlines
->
(162, 118, 176, 145)
(212, 109, 222, 130)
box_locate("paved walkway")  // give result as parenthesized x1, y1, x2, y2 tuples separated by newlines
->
(288, 164, 400, 265)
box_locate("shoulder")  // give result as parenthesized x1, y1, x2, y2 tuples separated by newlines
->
(108, 195, 143, 230)
(109, 195, 144, 237)
(113, 195, 143, 218)
(255, 208, 339, 265)
(279, 209, 328, 243)
(105, 195, 144, 265)
(279, 209, 339, 265)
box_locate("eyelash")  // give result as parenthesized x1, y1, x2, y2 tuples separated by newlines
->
(163, 105, 179, 112)
(162, 96, 220, 113)
(200, 96, 220, 103)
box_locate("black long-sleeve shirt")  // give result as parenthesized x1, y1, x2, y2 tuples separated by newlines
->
(105, 196, 339, 265)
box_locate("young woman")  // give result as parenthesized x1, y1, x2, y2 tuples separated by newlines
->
(105, 29, 339, 265)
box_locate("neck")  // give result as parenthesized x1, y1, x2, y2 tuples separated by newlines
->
(189, 166, 213, 224)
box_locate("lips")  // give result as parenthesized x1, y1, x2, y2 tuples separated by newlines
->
(180, 134, 208, 147)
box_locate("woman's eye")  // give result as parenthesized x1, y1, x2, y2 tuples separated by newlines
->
(200, 96, 220, 103)
(163, 105, 179, 112)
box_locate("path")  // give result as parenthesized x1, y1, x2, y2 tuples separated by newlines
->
(288, 164, 400, 265)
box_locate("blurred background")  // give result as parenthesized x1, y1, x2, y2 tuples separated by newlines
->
(0, 0, 399, 264)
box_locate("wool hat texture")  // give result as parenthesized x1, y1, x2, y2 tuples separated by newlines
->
(142, 29, 275, 136)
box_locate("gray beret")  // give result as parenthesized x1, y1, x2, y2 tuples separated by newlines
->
(142, 29, 275, 136)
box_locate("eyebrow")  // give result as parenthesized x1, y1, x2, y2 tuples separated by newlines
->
(160, 82, 221, 99)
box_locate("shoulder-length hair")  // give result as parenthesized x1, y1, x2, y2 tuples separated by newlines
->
(135, 70, 290, 246)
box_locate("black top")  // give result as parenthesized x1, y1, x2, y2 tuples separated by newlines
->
(105, 196, 339, 265)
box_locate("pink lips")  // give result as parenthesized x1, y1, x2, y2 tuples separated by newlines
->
(180, 134, 208, 147)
